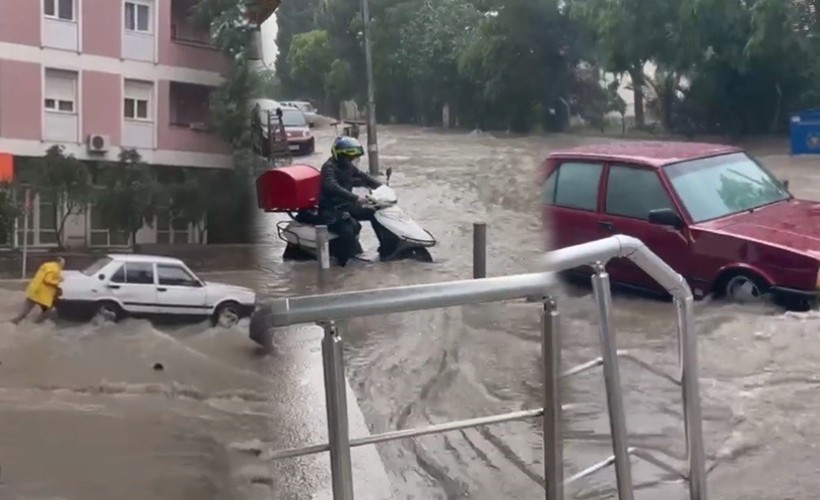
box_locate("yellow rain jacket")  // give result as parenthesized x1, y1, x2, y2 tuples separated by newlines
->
(25, 261, 62, 308)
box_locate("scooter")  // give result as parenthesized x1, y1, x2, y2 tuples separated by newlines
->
(276, 167, 436, 263)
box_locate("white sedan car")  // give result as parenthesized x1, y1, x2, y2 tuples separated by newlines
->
(56, 254, 257, 327)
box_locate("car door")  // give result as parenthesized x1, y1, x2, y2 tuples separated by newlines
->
(154, 263, 209, 317)
(108, 261, 158, 314)
(598, 163, 692, 291)
(542, 160, 606, 251)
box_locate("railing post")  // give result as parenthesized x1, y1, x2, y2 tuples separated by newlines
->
(473, 222, 487, 279)
(541, 297, 564, 500)
(316, 225, 330, 289)
(675, 297, 707, 500)
(590, 263, 634, 500)
(320, 321, 355, 500)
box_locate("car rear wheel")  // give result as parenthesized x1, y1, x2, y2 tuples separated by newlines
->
(723, 273, 767, 304)
(213, 301, 240, 328)
(95, 301, 122, 323)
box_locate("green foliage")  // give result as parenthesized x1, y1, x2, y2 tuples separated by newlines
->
(96, 149, 160, 247)
(166, 170, 214, 244)
(31, 145, 94, 249)
(273, 0, 820, 136)
(325, 59, 356, 105)
(287, 30, 333, 101)
(193, 0, 261, 148)
(0, 185, 18, 246)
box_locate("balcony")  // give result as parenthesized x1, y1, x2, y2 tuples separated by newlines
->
(159, 0, 226, 73)
(170, 0, 212, 47)
(157, 81, 228, 156)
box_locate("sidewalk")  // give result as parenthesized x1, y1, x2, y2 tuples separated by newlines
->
(252, 324, 394, 499)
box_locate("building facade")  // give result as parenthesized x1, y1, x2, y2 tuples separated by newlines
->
(0, 0, 236, 248)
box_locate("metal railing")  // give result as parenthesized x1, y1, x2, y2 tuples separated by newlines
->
(250, 234, 707, 500)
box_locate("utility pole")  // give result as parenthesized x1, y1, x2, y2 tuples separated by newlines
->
(361, 0, 380, 176)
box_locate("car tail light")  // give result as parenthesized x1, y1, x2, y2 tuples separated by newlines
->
(816, 268, 820, 289)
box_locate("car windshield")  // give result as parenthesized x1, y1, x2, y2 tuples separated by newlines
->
(281, 109, 307, 127)
(664, 152, 790, 223)
(82, 257, 111, 276)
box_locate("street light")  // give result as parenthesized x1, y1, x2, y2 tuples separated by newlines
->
(361, 0, 380, 176)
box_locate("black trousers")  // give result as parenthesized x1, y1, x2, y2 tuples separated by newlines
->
(326, 206, 390, 266)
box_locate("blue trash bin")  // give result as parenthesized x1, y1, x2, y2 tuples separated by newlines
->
(790, 108, 820, 155)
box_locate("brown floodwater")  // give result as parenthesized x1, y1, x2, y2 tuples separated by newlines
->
(2, 125, 819, 500)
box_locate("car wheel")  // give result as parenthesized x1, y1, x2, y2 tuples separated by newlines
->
(213, 301, 240, 328)
(95, 300, 122, 323)
(724, 273, 767, 304)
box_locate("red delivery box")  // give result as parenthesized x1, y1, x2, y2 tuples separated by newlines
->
(256, 164, 321, 212)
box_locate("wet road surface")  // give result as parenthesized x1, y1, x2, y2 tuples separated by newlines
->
(0, 271, 284, 500)
(257, 127, 820, 499)
(2, 125, 819, 499)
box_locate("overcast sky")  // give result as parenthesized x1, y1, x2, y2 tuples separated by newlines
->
(260, 14, 278, 71)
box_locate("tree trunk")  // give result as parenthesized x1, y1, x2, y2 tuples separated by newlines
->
(56, 212, 70, 251)
(629, 65, 646, 128)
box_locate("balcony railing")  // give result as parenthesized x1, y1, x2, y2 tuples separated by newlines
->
(249, 235, 708, 500)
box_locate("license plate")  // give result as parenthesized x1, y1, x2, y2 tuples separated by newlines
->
(289, 145, 300, 151)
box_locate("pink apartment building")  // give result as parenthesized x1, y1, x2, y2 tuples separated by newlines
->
(0, 0, 240, 248)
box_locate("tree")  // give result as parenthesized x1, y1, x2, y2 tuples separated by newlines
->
(324, 58, 356, 116)
(0, 184, 18, 247)
(166, 170, 213, 244)
(287, 30, 333, 103)
(96, 149, 159, 247)
(32, 145, 93, 250)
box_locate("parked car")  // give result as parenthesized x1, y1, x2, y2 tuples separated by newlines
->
(540, 141, 820, 310)
(281, 100, 319, 127)
(56, 254, 257, 327)
(278, 105, 316, 155)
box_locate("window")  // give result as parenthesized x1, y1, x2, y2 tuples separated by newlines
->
(82, 257, 112, 277)
(125, 1, 151, 33)
(124, 262, 154, 284)
(157, 265, 200, 287)
(605, 165, 675, 220)
(124, 98, 149, 119)
(123, 79, 152, 120)
(664, 152, 790, 223)
(542, 162, 603, 211)
(44, 0, 74, 21)
(111, 265, 125, 283)
(44, 69, 77, 114)
(169, 82, 212, 127)
(281, 109, 307, 127)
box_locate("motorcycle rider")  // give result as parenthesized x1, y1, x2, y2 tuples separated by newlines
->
(319, 136, 389, 266)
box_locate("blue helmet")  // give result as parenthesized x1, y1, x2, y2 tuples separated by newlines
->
(331, 136, 365, 160)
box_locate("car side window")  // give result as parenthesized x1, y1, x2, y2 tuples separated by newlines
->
(124, 262, 155, 285)
(111, 265, 125, 283)
(543, 161, 603, 211)
(157, 265, 199, 287)
(605, 165, 675, 220)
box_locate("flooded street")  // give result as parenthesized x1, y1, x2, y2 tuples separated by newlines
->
(0, 271, 286, 500)
(2, 124, 819, 500)
(257, 127, 820, 499)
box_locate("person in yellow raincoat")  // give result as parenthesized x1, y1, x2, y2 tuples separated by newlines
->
(11, 257, 65, 325)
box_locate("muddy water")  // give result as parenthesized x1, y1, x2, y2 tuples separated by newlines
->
(0, 271, 290, 500)
(257, 127, 820, 499)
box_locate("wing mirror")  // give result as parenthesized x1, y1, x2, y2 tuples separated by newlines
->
(385, 166, 392, 186)
(648, 208, 684, 230)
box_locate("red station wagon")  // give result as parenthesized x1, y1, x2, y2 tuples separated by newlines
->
(540, 141, 820, 309)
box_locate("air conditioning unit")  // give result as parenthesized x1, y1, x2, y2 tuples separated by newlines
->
(87, 134, 110, 153)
